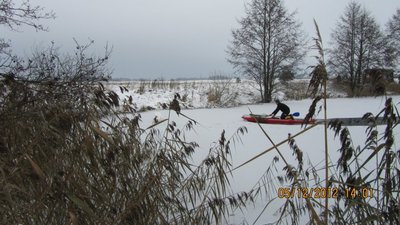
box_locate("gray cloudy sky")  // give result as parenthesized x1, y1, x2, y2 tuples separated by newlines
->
(3, 0, 399, 79)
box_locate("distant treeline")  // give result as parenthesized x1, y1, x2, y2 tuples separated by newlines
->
(110, 75, 235, 82)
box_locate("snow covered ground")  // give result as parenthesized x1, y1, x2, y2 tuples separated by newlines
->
(106, 80, 400, 224)
(136, 96, 399, 224)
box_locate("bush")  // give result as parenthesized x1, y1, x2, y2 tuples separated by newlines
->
(279, 67, 295, 82)
(280, 80, 309, 100)
(386, 82, 400, 94)
(206, 78, 238, 107)
(0, 43, 253, 225)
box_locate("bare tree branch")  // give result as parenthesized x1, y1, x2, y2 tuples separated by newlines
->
(0, 0, 55, 31)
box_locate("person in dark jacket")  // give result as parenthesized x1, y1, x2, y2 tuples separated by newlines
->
(270, 99, 290, 119)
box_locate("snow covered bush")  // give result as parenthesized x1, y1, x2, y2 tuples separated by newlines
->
(206, 78, 239, 107)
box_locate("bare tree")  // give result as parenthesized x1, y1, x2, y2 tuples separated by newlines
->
(227, 0, 306, 103)
(386, 8, 400, 70)
(329, 2, 386, 95)
(0, 0, 55, 31)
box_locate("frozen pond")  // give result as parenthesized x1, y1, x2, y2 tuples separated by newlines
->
(138, 96, 400, 224)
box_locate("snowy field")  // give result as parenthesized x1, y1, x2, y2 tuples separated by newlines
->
(104, 78, 348, 111)
(104, 79, 262, 110)
(107, 80, 400, 224)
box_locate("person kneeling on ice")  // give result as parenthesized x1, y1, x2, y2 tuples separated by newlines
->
(269, 99, 292, 119)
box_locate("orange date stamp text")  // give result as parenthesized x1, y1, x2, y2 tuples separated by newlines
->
(277, 187, 339, 199)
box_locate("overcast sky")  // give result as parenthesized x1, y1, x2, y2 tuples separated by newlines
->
(2, 0, 399, 79)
